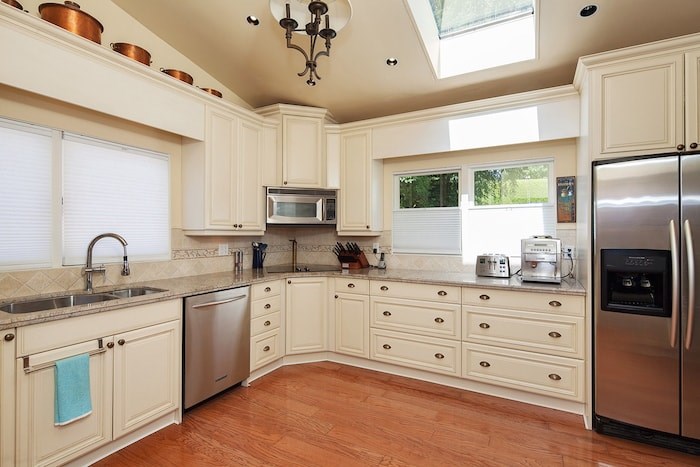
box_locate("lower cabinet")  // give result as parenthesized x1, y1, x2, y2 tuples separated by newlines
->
(1, 329, 16, 467)
(371, 328, 461, 376)
(250, 280, 283, 371)
(286, 277, 328, 354)
(334, 278, 370, 358)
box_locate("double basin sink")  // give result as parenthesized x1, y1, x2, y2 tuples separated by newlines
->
(0, 286, 167, 314)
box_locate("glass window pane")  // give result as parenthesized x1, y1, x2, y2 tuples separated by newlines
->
(473, 163, 549, 206)
(399, 172, 459, 209)
(430, 0, 534, 38)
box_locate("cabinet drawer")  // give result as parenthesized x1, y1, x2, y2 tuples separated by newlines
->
(251, 280, 282, 301)
(371, 297, 461, 340)
(370, 329, 460, 376)
(251, 330, 281, 371)
(461, 288, 584, 316)
(462, 343, 584, 401)
(251, 311, 281, 336)
(371, 281, 460, 303)
(334, 277, 369, 295)
(463, 308, 584, 358)
(251, 295, 282, 319)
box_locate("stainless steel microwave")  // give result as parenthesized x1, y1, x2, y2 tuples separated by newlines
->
(266, 187, 336, 225)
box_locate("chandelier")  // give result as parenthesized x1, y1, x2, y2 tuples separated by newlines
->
(270, 0, 352, 86)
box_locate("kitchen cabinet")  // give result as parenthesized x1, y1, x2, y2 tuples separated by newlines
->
(182, 106, 265, 235)
(334, 277, 370, 358)
(250, 280, 284, 371)
(286, 277, 328, 354)
(338, 129, 383, 235)
(1, 329, 15, 467)
(14, 300, 181, 466)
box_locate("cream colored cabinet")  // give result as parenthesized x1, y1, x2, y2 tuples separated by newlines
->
(338, 129, 383, 235)
(286, 277, 328, 354)
(1, 329, 16, 467)
(182, 106, 265, 235)
(334, 278, 370, 358)
(250, 280, 283, 371)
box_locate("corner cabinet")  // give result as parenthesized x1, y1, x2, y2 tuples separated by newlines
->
(182, 106, 265, 235)
(338, 129, 383, 235)
(286, 277, 328, 354)
(1, 329, 15, 467)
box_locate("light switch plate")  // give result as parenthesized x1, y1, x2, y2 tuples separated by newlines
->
(218, 243, 229, 256)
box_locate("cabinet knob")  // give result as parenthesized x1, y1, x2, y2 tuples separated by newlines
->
(4, 333, 15, 342)
(264, 320, 271, 326)
(288, 280, 292, 284)
(283, 181, 288, 185)
(434, 353, 445, 360)
(106, 342, 114, 348)
(264, 303, 271, 309)
(479, 322, 490, 329)
(548, 373, 562, 381)
(382, 344, 391, 350)
(263, 345, 270, 352)
(434, 317, 444, 324)
(479, 361, 491, 368)
(678, 144, 686, 151)
(437, 290, 447, 296)
(118, 339, 126, 346)
(380, 285, 389, 291)
(233, 224, 238, 228)
(347, 283, 355, 288)
(334, 294, 339, 299)
(691, 142, 699, 149)
(366, 225, 370, 229)
(479, 294, 490, 301)
(548, 331, 562, 338)
(548, 300, 562, 307)
(383, 311, 391, 316)
(264, 287, 271, 292)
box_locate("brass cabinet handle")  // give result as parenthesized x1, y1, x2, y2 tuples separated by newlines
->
(383, 311, 391, 316)
(264, 303, 271, 309)
(479, 294, 490, 301)
(691, 142, 699, 149)
(549, 300, 562, 307)
(264, 286, 271, 292)
(118, 339, 126, 346)
(479, 322, 490, 329)
(3, 333, 14, 342)
(263, 345, 270, 352)
(434, 353, 445, 359)
(678, 144, 686, 151)
(548, 373, 562, 381)
(548, 331, 562, 338)
(264, 320, 271, 326)
(434, 317, 444, 324)
(380, 285, 389, 291)
(437, 290, 447, 296)
(479, 361, 490, 368)
(382, 344, 391, 350)
(106, 342, 114, 348)
(347, 283, 355, 288)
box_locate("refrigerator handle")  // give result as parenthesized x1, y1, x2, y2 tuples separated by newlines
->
(685, 219, 696, 350)
(670, 219, 679, 348)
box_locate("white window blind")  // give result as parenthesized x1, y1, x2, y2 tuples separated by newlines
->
(393, 207, 462, 254)
(62, 135, 170, 265)
(0, 120, 53, 269)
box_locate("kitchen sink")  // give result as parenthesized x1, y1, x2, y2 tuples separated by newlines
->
(107, 286, 167, 298)
(266, 264, 341, 273)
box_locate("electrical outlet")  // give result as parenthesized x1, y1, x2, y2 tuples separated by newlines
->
(372, 243, 380, 254)
(563, 246, 576, 258)
(218, 243, 229, 256)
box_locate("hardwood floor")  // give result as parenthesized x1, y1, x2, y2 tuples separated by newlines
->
(95, 362, 700, 466)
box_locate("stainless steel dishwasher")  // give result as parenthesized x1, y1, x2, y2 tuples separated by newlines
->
(184, 286, 250, 409)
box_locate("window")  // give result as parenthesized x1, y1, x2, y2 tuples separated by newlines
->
(393, 170, 461, 254)
(429, 0, 535, 38)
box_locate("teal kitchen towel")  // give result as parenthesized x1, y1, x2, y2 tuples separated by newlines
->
(54, 353, 92, 426)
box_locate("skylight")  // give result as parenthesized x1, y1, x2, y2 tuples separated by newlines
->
(430, 0, 535, 38)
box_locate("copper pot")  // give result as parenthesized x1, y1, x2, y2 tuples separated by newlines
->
(160, 68, 193, 85)
(199, 87, 223, 98)
(2, 0, 24, 10)
(111, 42, 151, 66)
(39, 1, 103, 44)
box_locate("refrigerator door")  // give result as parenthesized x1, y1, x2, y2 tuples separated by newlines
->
(594, 155, 680, 434)
(682, 153, 700, 440)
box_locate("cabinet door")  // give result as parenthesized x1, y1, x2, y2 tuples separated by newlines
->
(685, 49, 700, 151)
(208, 109, 237, 227)
(335, 293, 370, 358)
(113, 321, 180, 439)
(0, 330, 15, 467)
(286, 277, 328, 354)
(282, 115, 324, 187)
(16, 339, 112, 467)
(237, 118, 264, 231)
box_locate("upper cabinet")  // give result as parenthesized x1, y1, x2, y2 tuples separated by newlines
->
(182, 106, 265, 235)
(257, 104, 335, 188)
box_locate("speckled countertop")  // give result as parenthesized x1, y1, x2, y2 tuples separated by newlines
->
(0, 267, 585, 330)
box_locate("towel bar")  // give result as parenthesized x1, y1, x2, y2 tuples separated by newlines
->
(23, 338, 106, 374)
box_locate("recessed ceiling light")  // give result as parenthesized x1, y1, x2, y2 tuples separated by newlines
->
(386, 57, 399, 67)
(579, 4, 597, 17)
(247, 15, 260, 26)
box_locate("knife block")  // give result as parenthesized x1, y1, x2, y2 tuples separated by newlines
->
(338, 251, 370, 269)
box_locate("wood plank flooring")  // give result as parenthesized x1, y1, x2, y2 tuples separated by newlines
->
(95, 362, 700, 466)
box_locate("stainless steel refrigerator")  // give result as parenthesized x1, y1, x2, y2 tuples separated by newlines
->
(593, 152, 700, 453)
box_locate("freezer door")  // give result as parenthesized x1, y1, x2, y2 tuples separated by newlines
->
(594, 155, 680, 434)
(682, 153, 700, 440)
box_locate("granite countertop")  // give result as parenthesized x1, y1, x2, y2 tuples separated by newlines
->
(0, 267, 585, 330)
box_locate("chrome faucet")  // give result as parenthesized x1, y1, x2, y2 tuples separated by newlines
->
(290, 239, 297, 270)
(84, 233, 130, 292)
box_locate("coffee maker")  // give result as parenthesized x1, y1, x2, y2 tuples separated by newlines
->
(521, 236, 561, 283)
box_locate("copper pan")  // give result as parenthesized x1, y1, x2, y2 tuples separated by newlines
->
(160, 68, 193, 85)
(39, 1, 103, 44)
(111, 42, 151, 66)
(199, 87, 223, 98)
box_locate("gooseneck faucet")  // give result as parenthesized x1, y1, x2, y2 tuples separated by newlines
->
(84, 233, 130, 292)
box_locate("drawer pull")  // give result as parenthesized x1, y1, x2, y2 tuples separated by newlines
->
(479, 322, 490, 329)
(479, 361, 491, 368)
(434, 353, 445, 359)
(437, 290, 447, 296)
(549, 300, 562, 307)
(479, 294, 490, 301)
(380, 285, 389, 291)
(263, 345, 270, 352)
(288, 280, 291, 284)
(347, 283, 356, 288)
(264, 320, 271, 327)
(383, 311, 392, 316)
(118, 339, 126, 346)
(383, 344, 392, 350)
(548, 373, 562, 381)
(3, 333, 14, 342)
(335, 294, 339, 299)
(434, 317, 444, 324)
(106, 342, 114, 349)
(548, 331, 562, 338)
(264, 303, 272, 310)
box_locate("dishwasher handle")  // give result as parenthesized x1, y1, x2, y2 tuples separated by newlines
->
(190, 295, 247, 309)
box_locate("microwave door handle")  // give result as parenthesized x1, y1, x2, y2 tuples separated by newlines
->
(670, 219, 680, 348)
(317, 198, 323, 223)
(685, 219, 696, 350)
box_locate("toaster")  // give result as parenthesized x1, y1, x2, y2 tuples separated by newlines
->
(475, 254, 511, 278)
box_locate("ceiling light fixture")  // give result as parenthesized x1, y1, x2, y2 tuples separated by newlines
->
(247, 15, 260, 26)
(270, 0, 352, 86)
(386, 58, 398, 66)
